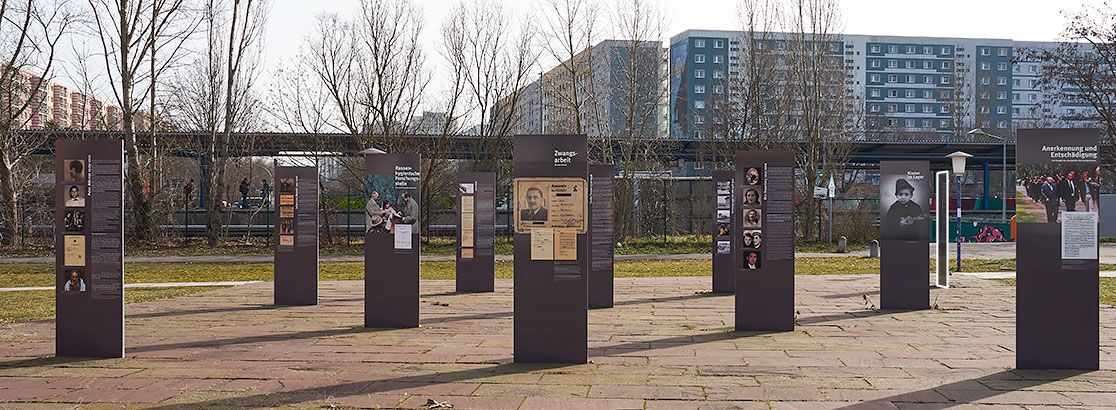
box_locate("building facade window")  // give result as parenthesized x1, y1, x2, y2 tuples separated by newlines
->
(888, 45, 897, 53)
(695, 84, 705, 93)
(695, 69, 705, 78)
(695, 39, 705, 48)
(870, 89, 880, 97)
(695, 54, 705, 63)
(871, 45, 880, 53)
(714, 39, 724, 48)
(905, 90, 915, 98)
(997, 62, 1008, 70)
(694, 100, 705, 109)
(713, 55, 723, 63)
(942, 61, 951, 69)
(888, 60, 897, 68)
(713, 70, 724, 79)
(870, 74, 880, 82)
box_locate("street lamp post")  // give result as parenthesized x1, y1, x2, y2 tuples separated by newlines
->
(947, 151, 972, 272)
(967, 128, 1008, 221)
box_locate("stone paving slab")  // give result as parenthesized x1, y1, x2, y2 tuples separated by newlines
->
(1, 275, 1115, 408)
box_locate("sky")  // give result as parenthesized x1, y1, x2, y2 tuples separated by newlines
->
(263, 0, 1093, 74)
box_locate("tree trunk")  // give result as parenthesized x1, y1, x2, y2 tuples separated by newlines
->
(0, 153, 18, 246)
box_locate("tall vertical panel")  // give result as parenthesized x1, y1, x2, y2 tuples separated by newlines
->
(56, 139, 124, 358)
(364, 153, 421, 328)
(711, 170, 735, 294)
(274, 165, 319, 306)
(588, 164, 615, 308)
(879, 161, 931, 309)
(734, 151, 795, 331)
(456, 172, 496, 293)
(513, 135, 589, 363)
(1016, 128, 1099, 369)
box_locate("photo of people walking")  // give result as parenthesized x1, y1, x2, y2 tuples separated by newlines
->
(1016, 165, 1100, 224)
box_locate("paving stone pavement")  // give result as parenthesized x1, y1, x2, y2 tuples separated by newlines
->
(1, 275, 1115, 409)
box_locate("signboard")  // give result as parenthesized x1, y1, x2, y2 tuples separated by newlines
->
(935, 171, 950, 288)
(711, 170, 734, 294)
(456, 172, 495, 293)
(274, 165, 319, 306)
(879, 161, 931, 309)
(56, 139, 124, 358)
(513, 134, 589, 364)
(364, 153, 421, 328)
(1015, 128, 1099, 370)
(734, 151, 794, 331)
(589, 164, 615, 308)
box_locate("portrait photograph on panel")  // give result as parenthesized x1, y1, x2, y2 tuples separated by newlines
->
(62, 269, 86, 293)
(65, 184, 86, 207)
(743, 250, 762, 270)
(742, 187, 762, 207)
(279, 219, 295, 235)
(742, 230, 762, 249)
(65, 159, 86, 182)
(744, 167, 762, 186)
(743, 209, 762, 228)
(880, 170, 930, 241)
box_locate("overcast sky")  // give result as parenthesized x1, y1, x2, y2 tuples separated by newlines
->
(264, 0, 1092, 74)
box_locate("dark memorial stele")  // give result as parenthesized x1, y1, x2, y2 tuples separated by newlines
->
(513, 134, 589, 363)
(1016, 128, 1100, 370)
(56, 139, 124, 358)
(274, 165, 319, 306)
(735, 151, 795, 331)
(589, 164, 615, 308)
(879, 161, 931, 309)
(457, 172, 495, 293)
(712, 170, 735, 294)
(365, 153, 421, 328)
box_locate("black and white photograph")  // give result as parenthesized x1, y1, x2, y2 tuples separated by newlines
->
(716, 195, 730, 208)
(716, 209, 731, 224)
(65, 185, 85, 208)
(280, 219, 294, 235)
(716, 240, 731, 255)
(880, 162, 930, 241)
(743, 250, 761, 270)
(65, 159, 85, 182)
(64, 210, 85, 232)
(743, 187, 762, 207)
(743, 209, 762, 228)
(742, 230, 762, 249)
(716, 180, 731, 196)
(459, 182, 475, 194)
(745, 167, 762, 186)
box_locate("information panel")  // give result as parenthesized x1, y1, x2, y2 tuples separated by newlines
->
(712, 170, 734, 294)
(514, 135, 589, 363)
(365, 153, 421, 328)
(589, 164, 615, 308)
(1016, 128, 1100, 370)
(734, 151, 794, 331)
(456, 172, 495, 292)
(274, 165, 319, 306)
(879, 161, 930, 309)
(56, 139, 124, 358)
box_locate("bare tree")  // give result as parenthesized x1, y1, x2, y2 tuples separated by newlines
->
(539, 0, 599, 135)
(603, 0, 670, 239)
(1025, 1, 1116, 169)
(0, 0, 73, 245)
(87, 0, 194, 242)
(164, 0, 267, 246)
(356, 0, 428, 151)
(444, 0, 537, 174)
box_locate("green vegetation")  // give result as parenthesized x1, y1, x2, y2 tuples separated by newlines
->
(0, 287, 227, 325)
(999, 278, 1116, 306)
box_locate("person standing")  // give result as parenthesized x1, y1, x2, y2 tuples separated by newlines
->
(1041, 176, 1059, 223)
(260, 179, 272, 207)
(365, 191, 387, 233)
(238, 177, 250, 208)
(1057, 170, 1081, 212)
